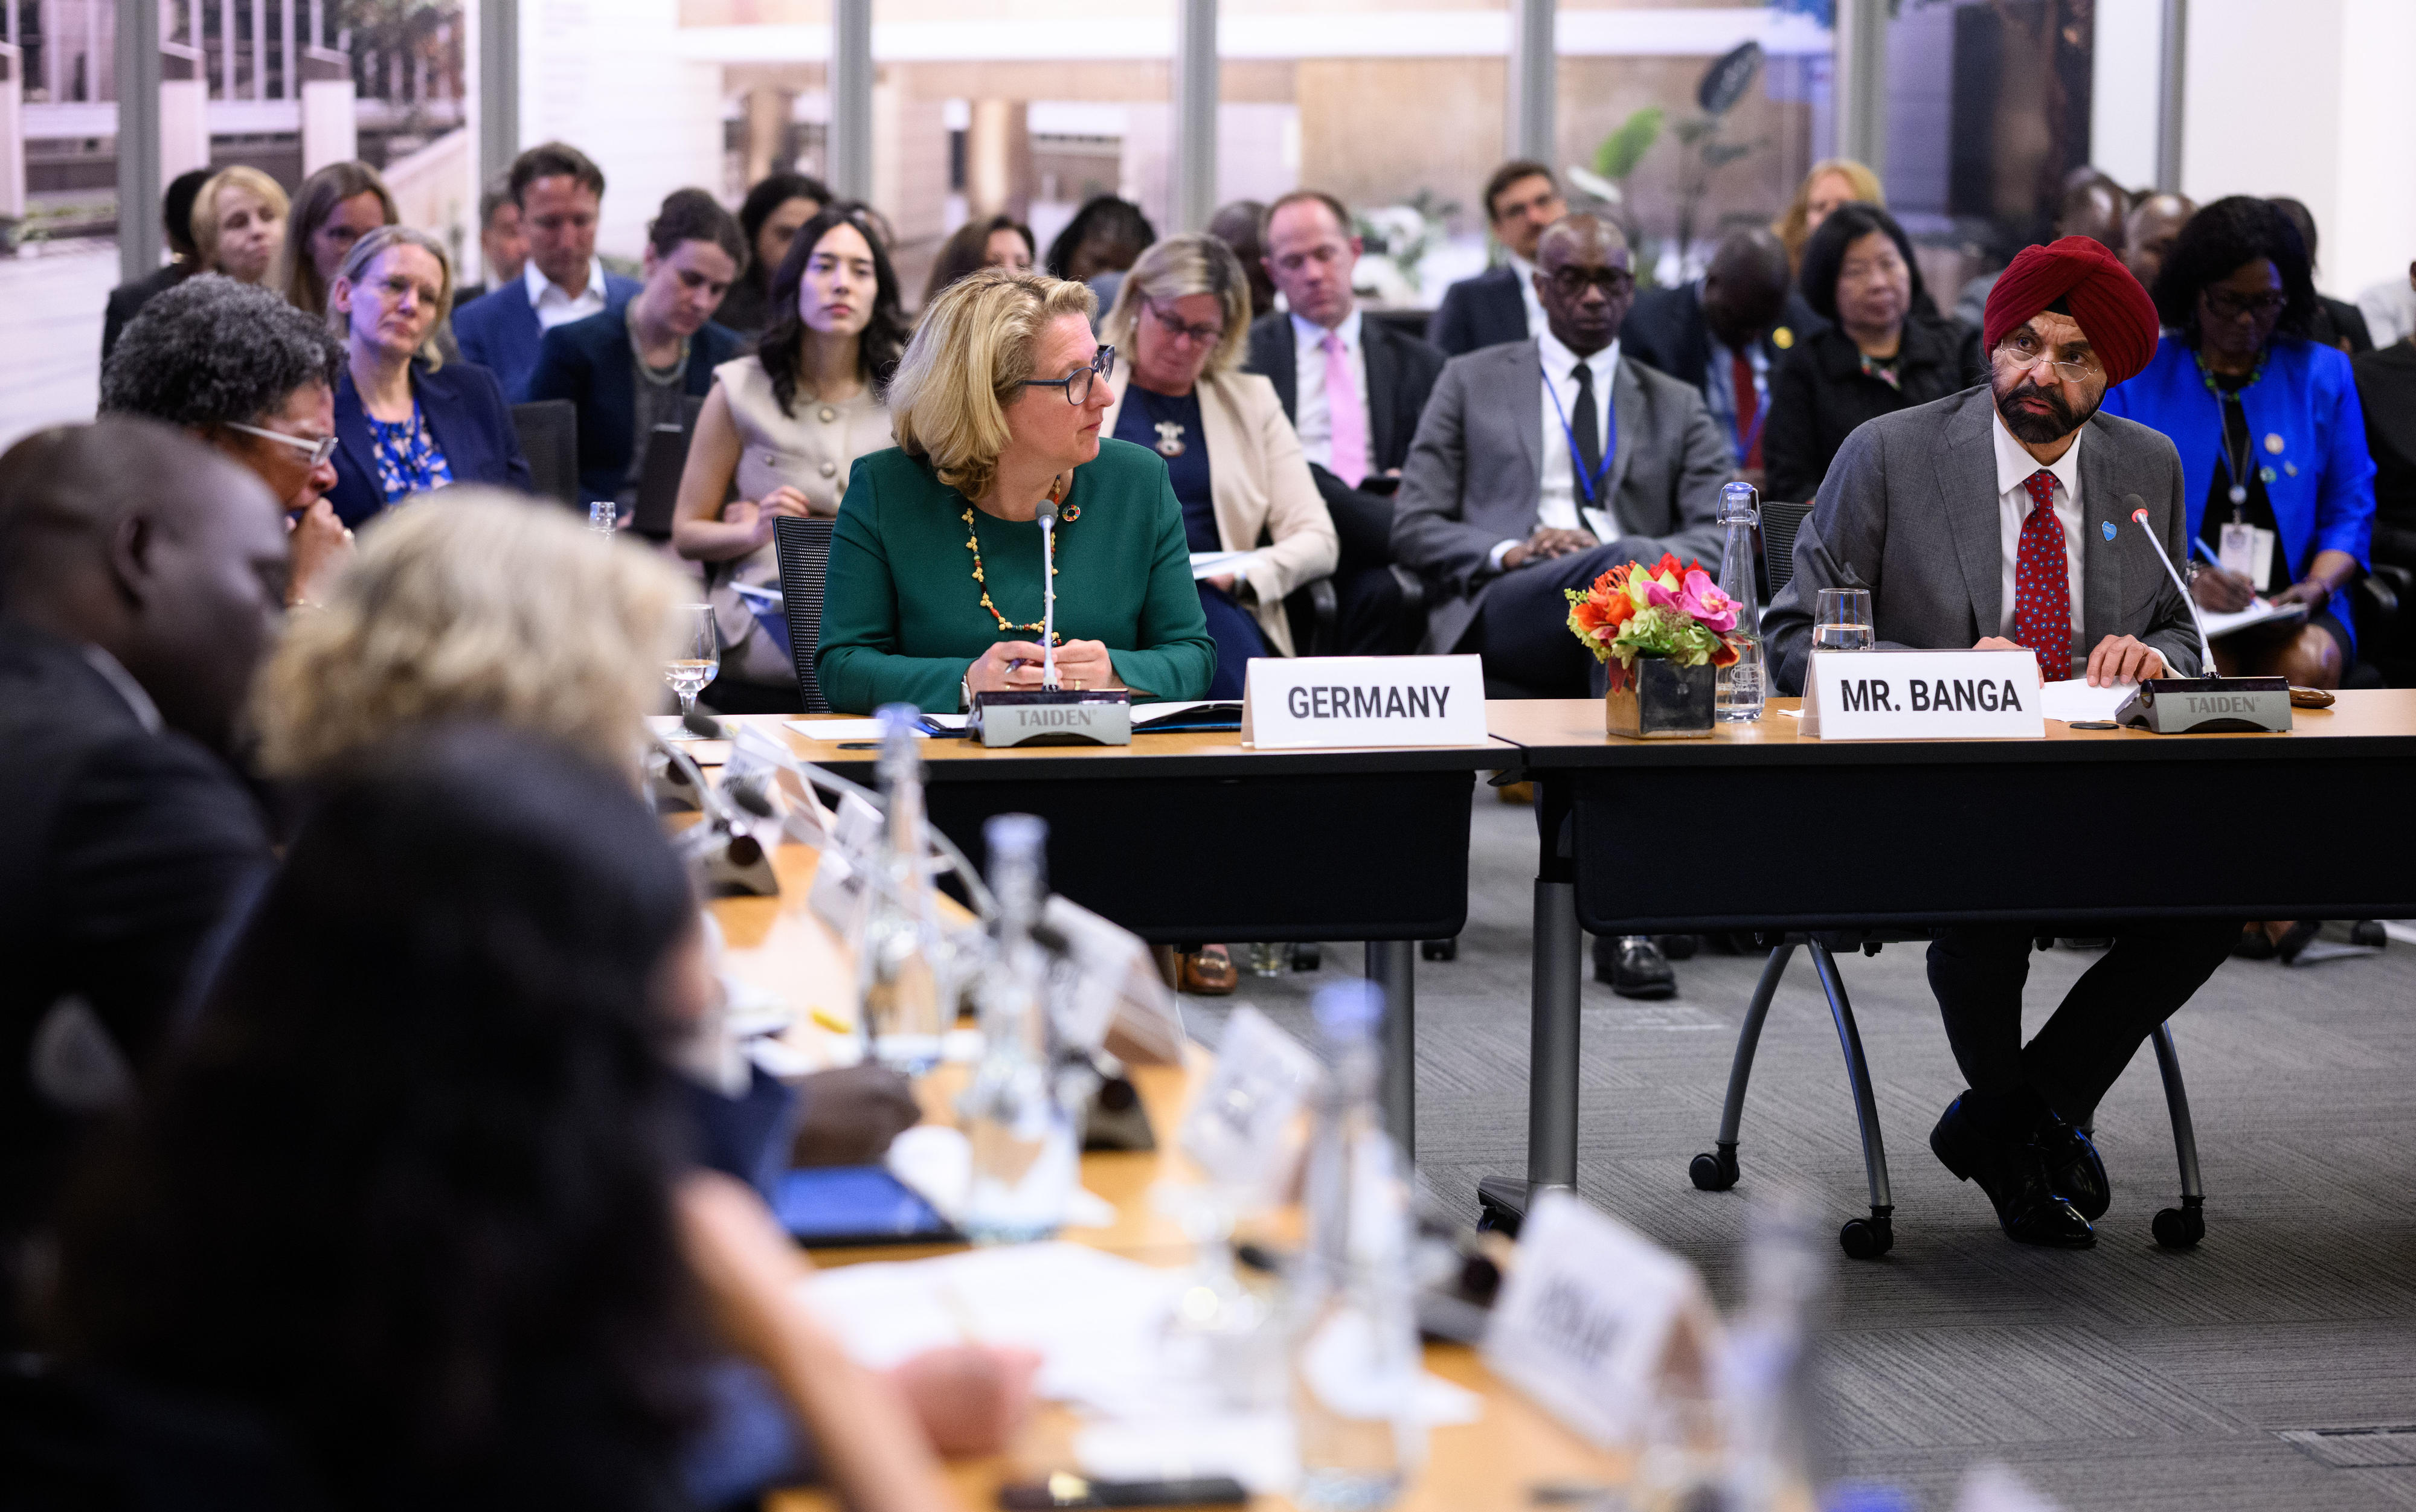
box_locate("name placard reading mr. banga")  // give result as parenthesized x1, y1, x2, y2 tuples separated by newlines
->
(1241, 655, 1489, 749)
(1804, 648, 2045, 740)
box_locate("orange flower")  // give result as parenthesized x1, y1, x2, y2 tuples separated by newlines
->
(1708, 634, 1740, 668)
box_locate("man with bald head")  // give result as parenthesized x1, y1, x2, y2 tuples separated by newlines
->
(0, 419, 286, 1329)
(1622, 226, 1819, 487)
(2123, 191, 2195, 294)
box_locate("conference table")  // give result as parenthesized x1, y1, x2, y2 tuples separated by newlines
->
(699, 842, 1624, 1512)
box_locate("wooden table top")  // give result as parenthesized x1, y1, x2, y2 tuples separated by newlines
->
(754, 714, 1518, 780)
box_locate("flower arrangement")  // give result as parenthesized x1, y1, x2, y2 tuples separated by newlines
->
(1566, 552, 1743, 691)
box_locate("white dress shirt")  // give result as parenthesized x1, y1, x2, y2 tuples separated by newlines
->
(81, 644, 161, 735)
(1489, 333, 1621, 571)
(1990, 409, 2085, 647)
(1290, 307, 1370, 476)
(525, 256, 610, 332)
(1506, 252, 1546, 339)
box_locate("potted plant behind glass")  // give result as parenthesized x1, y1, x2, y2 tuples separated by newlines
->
(1566, 552, 1745, 738)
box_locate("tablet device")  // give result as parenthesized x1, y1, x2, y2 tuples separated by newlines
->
(773, 1165, 963, 1247)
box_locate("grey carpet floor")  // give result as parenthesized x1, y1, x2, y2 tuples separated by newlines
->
(1180, 784, 2416, 1511)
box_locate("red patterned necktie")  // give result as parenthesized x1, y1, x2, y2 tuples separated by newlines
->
(2014, 470, 2072, 681)
(1731, 353, 1761, 468)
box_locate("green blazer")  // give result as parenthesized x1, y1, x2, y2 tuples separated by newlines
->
(818, 438, 1217, 714)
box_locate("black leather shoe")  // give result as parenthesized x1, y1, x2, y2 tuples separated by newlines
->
(2037, 1119, 2110, 1222)
(1593, 934, 1676, 999)
(1654, 934, 1701, 961)
(1930, 1097, 2095, 1248)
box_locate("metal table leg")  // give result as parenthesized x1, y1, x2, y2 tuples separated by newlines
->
(1478, 775, 1579, 1233)
(1367, 938, 1416, 1159)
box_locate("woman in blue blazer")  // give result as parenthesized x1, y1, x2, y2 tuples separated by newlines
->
(2101, 196, 2375, 689)
(325, 226, 533, 528)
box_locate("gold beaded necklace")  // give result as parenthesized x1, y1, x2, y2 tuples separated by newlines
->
(962, 475, 1071, 639)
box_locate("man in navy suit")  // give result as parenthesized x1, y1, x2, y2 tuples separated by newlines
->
(451, 141, 643, 401)
(1427, 160, 1566, 357)
(1619, 227, 1821, 492)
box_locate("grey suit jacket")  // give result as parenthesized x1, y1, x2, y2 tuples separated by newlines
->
(1393, 339, 1732, 654)
(1764, 386, 2203, 696)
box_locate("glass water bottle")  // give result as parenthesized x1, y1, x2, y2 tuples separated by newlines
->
(1715, 481, 1765, 723)
(855, 703, 945, 1074)
(961, 813, 1079, 1244)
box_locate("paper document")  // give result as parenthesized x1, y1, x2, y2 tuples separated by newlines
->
(2200, 597, 2308, 641)
(2039, 679, 2133, 724)
(786, 718, 910, 743)
(1131, 699, 1242, 730)
(730, 581, 785, 611)
(1581, 507, 1618, 543)
(1189, 549, 1256, 581)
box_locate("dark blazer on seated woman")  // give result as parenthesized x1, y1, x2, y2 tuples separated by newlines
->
(327, 359, 535, 527)
(1761, 313, 1985, 503)
(817, 439, 1216, 714)
(524, 307, 745, 504)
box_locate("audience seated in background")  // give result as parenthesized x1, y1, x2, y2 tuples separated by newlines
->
(0, 421, 286, 1342)
(2269, 197, 2376, 355)
(2352, 259, 2416, 571)
(1955, 168, 2128, 330)
(100, 168, 212, 363)
(675, 202, 906, 713)
(1043, 195, 1156, 321)
(1620, 225, 1816, 494)
(448, 171, 527, 308)
(1764, 202, 1986, 504)
(1100, 232, 1338, 694)
(818, 268, 1213, 716)
(718, 171, 832, 336)
(922, 214, 1036, 309)
(324, 227, 531, 528)
(188, 166, 288, 288)
(1772, 156, 1883, 278)
(97, 275, 352, 609)
(1394, 211, 1728, 1001)
(2122, 191, 2195, 295)
(453, 141, 643, 400)
(1247, 189, 1445, 654)
(526, 187, 747, 514)
(1427, 159, 1566, 357)
(1206, 198, 1277, 320)
(30, 725, 972, 1511)
(278, 161, 396, 318)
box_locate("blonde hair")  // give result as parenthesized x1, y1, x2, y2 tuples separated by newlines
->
(191, 167, 291, 277)
(328, 225, 456, 371)
(888, 267, 1097, 502)
(1099, 233, 1250, 383)
(255, 489, 692, 780)
(1773, 158, 1884, 269)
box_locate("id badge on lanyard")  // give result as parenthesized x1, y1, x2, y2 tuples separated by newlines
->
(1543, 362, 1616, 511)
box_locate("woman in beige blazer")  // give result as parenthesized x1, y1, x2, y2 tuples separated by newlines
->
(1098, 234, 1337, 688)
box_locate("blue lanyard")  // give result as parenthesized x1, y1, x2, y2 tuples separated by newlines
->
(1542, 360, 1616, 508)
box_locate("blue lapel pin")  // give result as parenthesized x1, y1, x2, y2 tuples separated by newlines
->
(2101, 521, 2116, 542)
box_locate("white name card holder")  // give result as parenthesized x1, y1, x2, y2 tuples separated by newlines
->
(1802, 648, 2045, 740)
(1480, 1190, 1723, 1450)
(1239, 654, 1489, 750)
(805, 790, 887, 932)
(1177, 1005, 1322, 1209)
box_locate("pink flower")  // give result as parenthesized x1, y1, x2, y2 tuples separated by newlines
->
(1677, 569, 1740, 633)
(1644, 578, 1684, 612)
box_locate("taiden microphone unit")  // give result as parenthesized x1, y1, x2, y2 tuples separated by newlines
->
(966, 486, 1134, 747)
(2115, 498, 2293, 734)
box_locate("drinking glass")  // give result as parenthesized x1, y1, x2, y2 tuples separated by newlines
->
(589, 500, 618, 538)
(663, 604, 719, 736)
(1812, 588, 1875, 653)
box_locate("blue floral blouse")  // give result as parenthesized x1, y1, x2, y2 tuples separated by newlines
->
(367, 405, 455, 504)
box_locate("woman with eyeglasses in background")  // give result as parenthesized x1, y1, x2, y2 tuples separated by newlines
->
(815, 267, 1213, 716)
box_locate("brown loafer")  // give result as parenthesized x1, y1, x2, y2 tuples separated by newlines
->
(1179, 944, 1239, 996)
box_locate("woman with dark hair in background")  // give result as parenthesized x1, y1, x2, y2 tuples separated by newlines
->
(921, 213, 1035, 308)
(25, 726, 957, 1510)
(674, 202, 908, 710)
(1762, 201, 1985, 502)
(279, 161, 399, 318)
(714, 171, 832, 335)
(525, 188, 750, 510)
(1043, 195, 1155, 315)
(100, 168, 214, 362)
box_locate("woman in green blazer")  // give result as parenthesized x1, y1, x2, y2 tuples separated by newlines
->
(818, 267, 1215, 714)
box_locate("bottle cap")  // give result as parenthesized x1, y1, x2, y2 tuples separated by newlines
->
(1312, 979, 1385, 1039)
(984, 812, 1046, 859)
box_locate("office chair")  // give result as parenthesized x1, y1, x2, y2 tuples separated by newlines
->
(772, 514, 836, 715)
(1688, 934, 2206, 1258)
(509, 400, 580, 510)
(1758, 499, 1814, 602)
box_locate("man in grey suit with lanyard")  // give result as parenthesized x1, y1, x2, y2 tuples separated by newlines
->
(1765, 239, 2238, 1249)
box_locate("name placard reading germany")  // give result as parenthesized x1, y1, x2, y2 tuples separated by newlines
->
(1803, 648, 2045, 740)
(1240, 654, 1489, 749)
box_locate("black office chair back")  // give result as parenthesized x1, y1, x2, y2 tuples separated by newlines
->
(773, 514, 837, 714)
(1761, 499, 1814, 600)
(510, 400, 580, 510)
(630, 396, 710, 540)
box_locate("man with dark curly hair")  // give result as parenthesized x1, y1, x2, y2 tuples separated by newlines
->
(100, 273, 353, 608)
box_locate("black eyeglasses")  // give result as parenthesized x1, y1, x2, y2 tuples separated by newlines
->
(1146, 300, 1226, 347)
(1546, 266, 1636, 299)
(1023, 344, 1117, 406)
(2203, 289, 2288, 321)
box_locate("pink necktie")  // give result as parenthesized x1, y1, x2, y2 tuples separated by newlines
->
(1322, 330, 1367, 488)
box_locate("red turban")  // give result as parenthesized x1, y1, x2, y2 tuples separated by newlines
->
(1981, 236, 2161, 386)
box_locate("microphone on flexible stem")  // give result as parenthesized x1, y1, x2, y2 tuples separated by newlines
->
(2129, 498, 2218, 674)
(2118, 495, 2292, 732)
(1035, 493, 1061, 691)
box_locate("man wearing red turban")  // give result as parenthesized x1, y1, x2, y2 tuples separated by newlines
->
(1763, 234, 2235, 1252)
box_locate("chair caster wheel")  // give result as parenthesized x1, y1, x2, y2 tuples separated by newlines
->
(1474, 1177, 1527, 1239)
(1288, 942, 1322, 972)
(1421, 937, 1458, 962)
(1689, 1147, 1739, 1191)
(1839, 1214, 1894, 1260)
(2351, 919, 2387, 949)
(2152, 1203, 2205, 1249)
